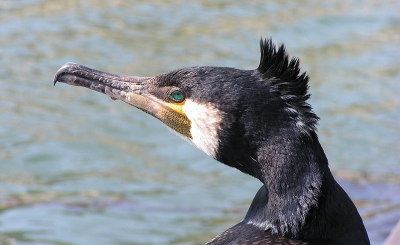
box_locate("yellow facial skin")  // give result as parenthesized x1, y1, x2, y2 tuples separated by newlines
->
(125, 92, 192, 139)
(125, 91, 222, 159)
(159, 101, 192, 138)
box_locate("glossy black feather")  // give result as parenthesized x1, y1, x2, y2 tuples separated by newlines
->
(149, 40, 370, 244)
(206, 222, 308, 245)
(257, 38, 319, 136)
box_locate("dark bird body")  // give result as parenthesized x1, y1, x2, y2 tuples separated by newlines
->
(54, 39, 370, 245)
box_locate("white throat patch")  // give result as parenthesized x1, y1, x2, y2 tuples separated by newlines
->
(181, 99, 222, 159)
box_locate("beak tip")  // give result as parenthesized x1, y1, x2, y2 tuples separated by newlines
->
(53, 73, 59, 86)
(53, 62, 78, 86)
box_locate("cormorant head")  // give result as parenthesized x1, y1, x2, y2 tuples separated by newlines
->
(54, 39, 318, 182)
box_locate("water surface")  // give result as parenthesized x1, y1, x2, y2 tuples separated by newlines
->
(0, 0, 399, 244)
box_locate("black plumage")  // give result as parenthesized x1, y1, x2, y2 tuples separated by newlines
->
(53, 38, 370, 245)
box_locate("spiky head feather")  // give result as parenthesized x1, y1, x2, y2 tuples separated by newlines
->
(257, 38, 319, 136)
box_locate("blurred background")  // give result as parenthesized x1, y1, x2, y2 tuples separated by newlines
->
(1, 0, 399, 244)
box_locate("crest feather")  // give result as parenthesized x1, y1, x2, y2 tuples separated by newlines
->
(257, 38, 319, 135)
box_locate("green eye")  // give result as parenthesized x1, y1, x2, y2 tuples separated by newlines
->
(171, 89, 185, 102)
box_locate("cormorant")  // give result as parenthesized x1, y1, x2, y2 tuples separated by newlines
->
(53, 39, 370, 245)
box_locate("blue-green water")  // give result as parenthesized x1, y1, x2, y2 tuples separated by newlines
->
(1, 1, 399, 244)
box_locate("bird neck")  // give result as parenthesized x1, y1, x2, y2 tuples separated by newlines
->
(241, 131, 370, 244)
(243, 131, 326, 237)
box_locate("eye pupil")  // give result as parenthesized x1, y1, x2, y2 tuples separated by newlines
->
(171, 90, 185, 102)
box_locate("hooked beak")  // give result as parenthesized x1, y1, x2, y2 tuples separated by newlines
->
(53, 63, 192, 137)
(53, 62, 160, 117)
